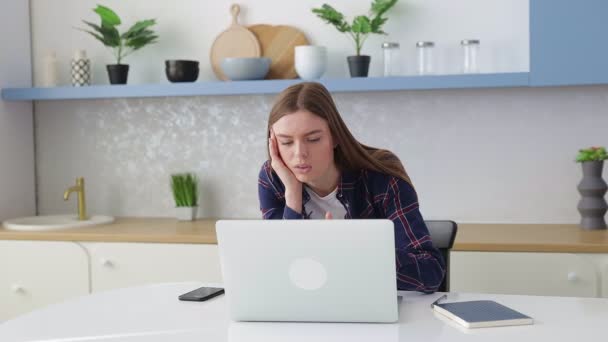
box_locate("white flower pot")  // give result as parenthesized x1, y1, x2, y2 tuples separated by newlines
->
(295, 45, 327, 80)
(175, 206, 198, 221)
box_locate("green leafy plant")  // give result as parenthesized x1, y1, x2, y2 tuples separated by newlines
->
(576, 146, 608, 162)
(171, 173, 199, 207)
(79, 4, 158, 64)
(312, 0, 398, 56)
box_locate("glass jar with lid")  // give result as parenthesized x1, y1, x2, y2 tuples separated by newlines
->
(461, 39, 480, 73)
(381, 42, 401, 77)
(416, 41, 435, 75)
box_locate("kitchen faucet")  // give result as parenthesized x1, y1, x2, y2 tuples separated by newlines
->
(64, 177, 88, 220)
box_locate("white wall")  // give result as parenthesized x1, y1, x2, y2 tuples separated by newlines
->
(28, 0, 608, 224)
(34, 85, 608, 224)
(30, 0, 529, 85)
(0, 0, 36, 220)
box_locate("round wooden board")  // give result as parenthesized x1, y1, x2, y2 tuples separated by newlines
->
(210, 5, 261, 81)
(248, 24, 310, 79)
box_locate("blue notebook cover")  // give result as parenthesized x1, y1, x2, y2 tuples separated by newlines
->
(433, 300, 534, 328)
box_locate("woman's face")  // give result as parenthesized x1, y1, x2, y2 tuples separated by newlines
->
(272, 109, 336, 184)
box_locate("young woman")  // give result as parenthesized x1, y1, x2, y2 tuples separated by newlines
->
(258, 82, 445, 293)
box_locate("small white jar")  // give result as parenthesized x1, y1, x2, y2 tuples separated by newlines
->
(381, 42, 401, 77)
(461, 39, 480, 73)
(416, 41, 435, 75)
(42, 51, 59, 87)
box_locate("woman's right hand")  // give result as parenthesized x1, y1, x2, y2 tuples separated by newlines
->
(269, 129, 302, 194)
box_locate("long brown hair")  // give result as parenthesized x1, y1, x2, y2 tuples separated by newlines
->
(267, 82, 413, 187)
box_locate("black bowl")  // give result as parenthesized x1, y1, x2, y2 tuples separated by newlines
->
(165, 60, 199, 82)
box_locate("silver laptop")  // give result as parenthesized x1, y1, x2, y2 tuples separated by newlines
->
(216, 219, 398, 323)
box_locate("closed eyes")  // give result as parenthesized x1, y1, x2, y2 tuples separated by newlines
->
(280, 137, 321, 146)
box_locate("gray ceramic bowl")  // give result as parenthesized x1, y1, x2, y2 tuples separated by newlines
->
(220, 57, 271, 81)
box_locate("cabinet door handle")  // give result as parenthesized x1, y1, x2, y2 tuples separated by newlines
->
(100, 258, 114, 268)
(567, 272, 579, 282)
(11, 284, 25, 294)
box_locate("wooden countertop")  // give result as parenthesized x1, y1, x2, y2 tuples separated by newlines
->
(1, 218, 608, 253)
(0, 218, 218, 244)
(454, 223, 608, 253)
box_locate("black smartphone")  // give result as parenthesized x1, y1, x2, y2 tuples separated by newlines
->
(178, 286, 224, 302)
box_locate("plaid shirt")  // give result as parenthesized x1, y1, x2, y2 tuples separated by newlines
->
(258, 160, 445, 292)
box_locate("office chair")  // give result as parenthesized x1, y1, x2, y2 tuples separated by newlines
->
(424, 220, 458, 292)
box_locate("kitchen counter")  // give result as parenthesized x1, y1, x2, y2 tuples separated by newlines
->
(452, 223, 608, 253)
(1, 218, 607, 252)
(0, 217, 218, 244)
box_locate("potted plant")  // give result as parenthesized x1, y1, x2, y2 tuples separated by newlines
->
(171, 173, 199, 221)
(575, 146, 608, 229)
(312, 0, 398, 77)
(79, 4, 158, 84)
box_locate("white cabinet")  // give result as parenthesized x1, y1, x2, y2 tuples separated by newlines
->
(450, 251, 602, 297)
(0, 241, 89, 321)
(584, 254, 608, 298)
(83, 242, 222, 292)
(602, 257, 608, 298)
(0, 240, 222, 321)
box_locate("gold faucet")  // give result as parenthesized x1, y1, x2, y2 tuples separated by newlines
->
(64, 177, 87, 220)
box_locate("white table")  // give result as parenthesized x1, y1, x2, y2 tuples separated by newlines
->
(1, 282, 607, 342)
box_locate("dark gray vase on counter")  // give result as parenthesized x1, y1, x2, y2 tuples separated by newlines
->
(577, 160, 607, 229)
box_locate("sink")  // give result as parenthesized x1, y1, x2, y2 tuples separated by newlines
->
(2, 215, 114, 231)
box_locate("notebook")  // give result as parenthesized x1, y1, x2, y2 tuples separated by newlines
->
(432, 296, 534, 329)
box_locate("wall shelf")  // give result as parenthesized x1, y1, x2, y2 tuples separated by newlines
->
(1, 72, 529, 101)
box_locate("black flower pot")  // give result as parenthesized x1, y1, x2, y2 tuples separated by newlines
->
(347, 55, 371, 77)
(106, 64, 129, 85)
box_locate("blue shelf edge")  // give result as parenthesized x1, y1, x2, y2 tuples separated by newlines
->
(1, 72, 530, 101)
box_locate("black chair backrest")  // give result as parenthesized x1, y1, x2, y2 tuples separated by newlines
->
(424, 220, 458, 292)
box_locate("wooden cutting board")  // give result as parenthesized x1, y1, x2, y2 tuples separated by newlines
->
(248, 24, 310, 79)
(210, 4, 261, 81)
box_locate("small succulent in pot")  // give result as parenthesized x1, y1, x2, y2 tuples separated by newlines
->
(78, 4, 159, 84)
(171, 173, 199, 221)
(312, 0, 398, 77)
(576, 146, 608, 163)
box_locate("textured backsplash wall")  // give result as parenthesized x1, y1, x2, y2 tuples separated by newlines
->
(36, 85, 608, 223)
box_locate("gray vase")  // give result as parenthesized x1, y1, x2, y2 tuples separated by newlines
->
(577, 160, 607, 229)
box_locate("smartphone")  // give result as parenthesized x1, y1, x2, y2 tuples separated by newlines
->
(178, 286, 224, 302)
